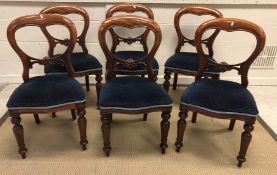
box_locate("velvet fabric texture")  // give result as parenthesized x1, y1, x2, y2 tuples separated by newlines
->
(7, 74, 85, 109)
(165, 52, 219, 73)
(114, 51, 159, 72)
(99, 76, 172, 109)
(44, 52, 102, 74)
(180, 78, 259, 117)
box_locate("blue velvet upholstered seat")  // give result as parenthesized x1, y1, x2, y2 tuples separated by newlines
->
(7, 74, 86, 109)
(99, 76, 172, 110)
(165, 52, 219, 73)
(114, 51, 159, 72)
(44, 52, 102, 74)
(180, 78, 258, 117)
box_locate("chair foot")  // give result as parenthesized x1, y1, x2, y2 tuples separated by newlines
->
(173, 73, 178, 90)
(52, 112, 56, 118)
(175, 111, 188, 152)
(143, 113, 148, 121)
(236, 121, 254, 167)
(77, 108, 88, 150)
(160, 111, 171, 154)
(101, 112, 112, 156)
(229, 119, 236, 131)
(191, 112, 197, 123)
(85, 75, 90, 91)
(163, 70, 171, 92)
(33, 114, 40, 124)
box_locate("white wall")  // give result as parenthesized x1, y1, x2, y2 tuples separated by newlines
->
(0, 1, 277, 85)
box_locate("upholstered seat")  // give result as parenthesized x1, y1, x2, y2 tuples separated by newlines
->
(165, 52, 219, 73)
(7, 74, 86, 109)
(44, 52, 102, 74)
(181, 78, 258, 117)
(99, 76, 172, 110)
(114, 51, 159, 72)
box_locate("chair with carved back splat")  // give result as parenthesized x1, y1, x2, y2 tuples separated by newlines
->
(175, 18, 266, 167)
(106, 3, 158, 121)
(98, 15, 172, 156)
(6, 14, 88, 158)
(163, 6, 223, 123)
(40, 5, 102, 96)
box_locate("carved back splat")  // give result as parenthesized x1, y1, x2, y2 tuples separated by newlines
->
(98, 15, 161, 80)
(175, 6, 223, 56)
(195, 18, 266, 87)
(40, 5, 89, 57)
(106, 4, 154, 53)
(7, 14, 77, 81)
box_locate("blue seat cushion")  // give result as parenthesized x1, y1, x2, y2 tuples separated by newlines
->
(44, 52, 102, 74)
(99, 76, 172, 110)
(114, 51, 159, 72)
(181, 78, 258, 117)
(165, 52, 219, 73)
(7, 74, 86, 109)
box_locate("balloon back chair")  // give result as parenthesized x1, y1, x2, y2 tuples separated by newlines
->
(6, 14, 88, 158)
(175, 18, 266, 167)
(106, 4, 157, 121)
(106, 4, 159, 79)
(98, 15, 172, 156)
(163, 6, 223, 123)
(40, 4, 102, 94)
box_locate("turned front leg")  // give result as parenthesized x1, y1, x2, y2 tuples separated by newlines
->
(237, 121, 255, 167)
(160, 111, 171, 154)
(11, 114, 27, 159)
(77, 108, 88, 150)
(175, 110, 188, 152)
(95, 72, 102, 107)
(101, 112, 111, 156)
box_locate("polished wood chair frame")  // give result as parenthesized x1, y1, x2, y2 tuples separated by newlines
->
(163, 6, 223, 123)
(7, 14, 88, 158)
(98, 15, 172, 156)
(40, 5, 102, 93)
(175, 18, 266, 167)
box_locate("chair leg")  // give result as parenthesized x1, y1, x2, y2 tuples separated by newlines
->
(229, 119, 236, 131)
(11, 114, 27, 159)
(175, 111, 188, 152)
(85, 75, 90, 91)
(95, 73, 102, 107)
(143, 113, 148, 121)
(191, 112, 197, 123)
(52, 112, 56, 118)
(141, 74, 145, 78)
(173, 73, 178, 90)
(33, 114, 40, 124)
(77, 108, 88, 150)
(71, 109, 76, 120)
(154, 73, 158, 82)
(160, 111, 171, 154)
(237, 121, 255, 167)
(101, 112, 112, 156)
(163, 70, 171, 92)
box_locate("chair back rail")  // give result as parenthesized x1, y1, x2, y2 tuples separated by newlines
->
(98, 15, 161, 80)
(40, 5, 89, 56)
(174, 6, 223, 56)
(106, 4, 154, 53)
(7, 14, 77, 81)
(195, 18, 266, 87)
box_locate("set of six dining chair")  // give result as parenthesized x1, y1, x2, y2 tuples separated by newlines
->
(6, 3, 266, 167)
